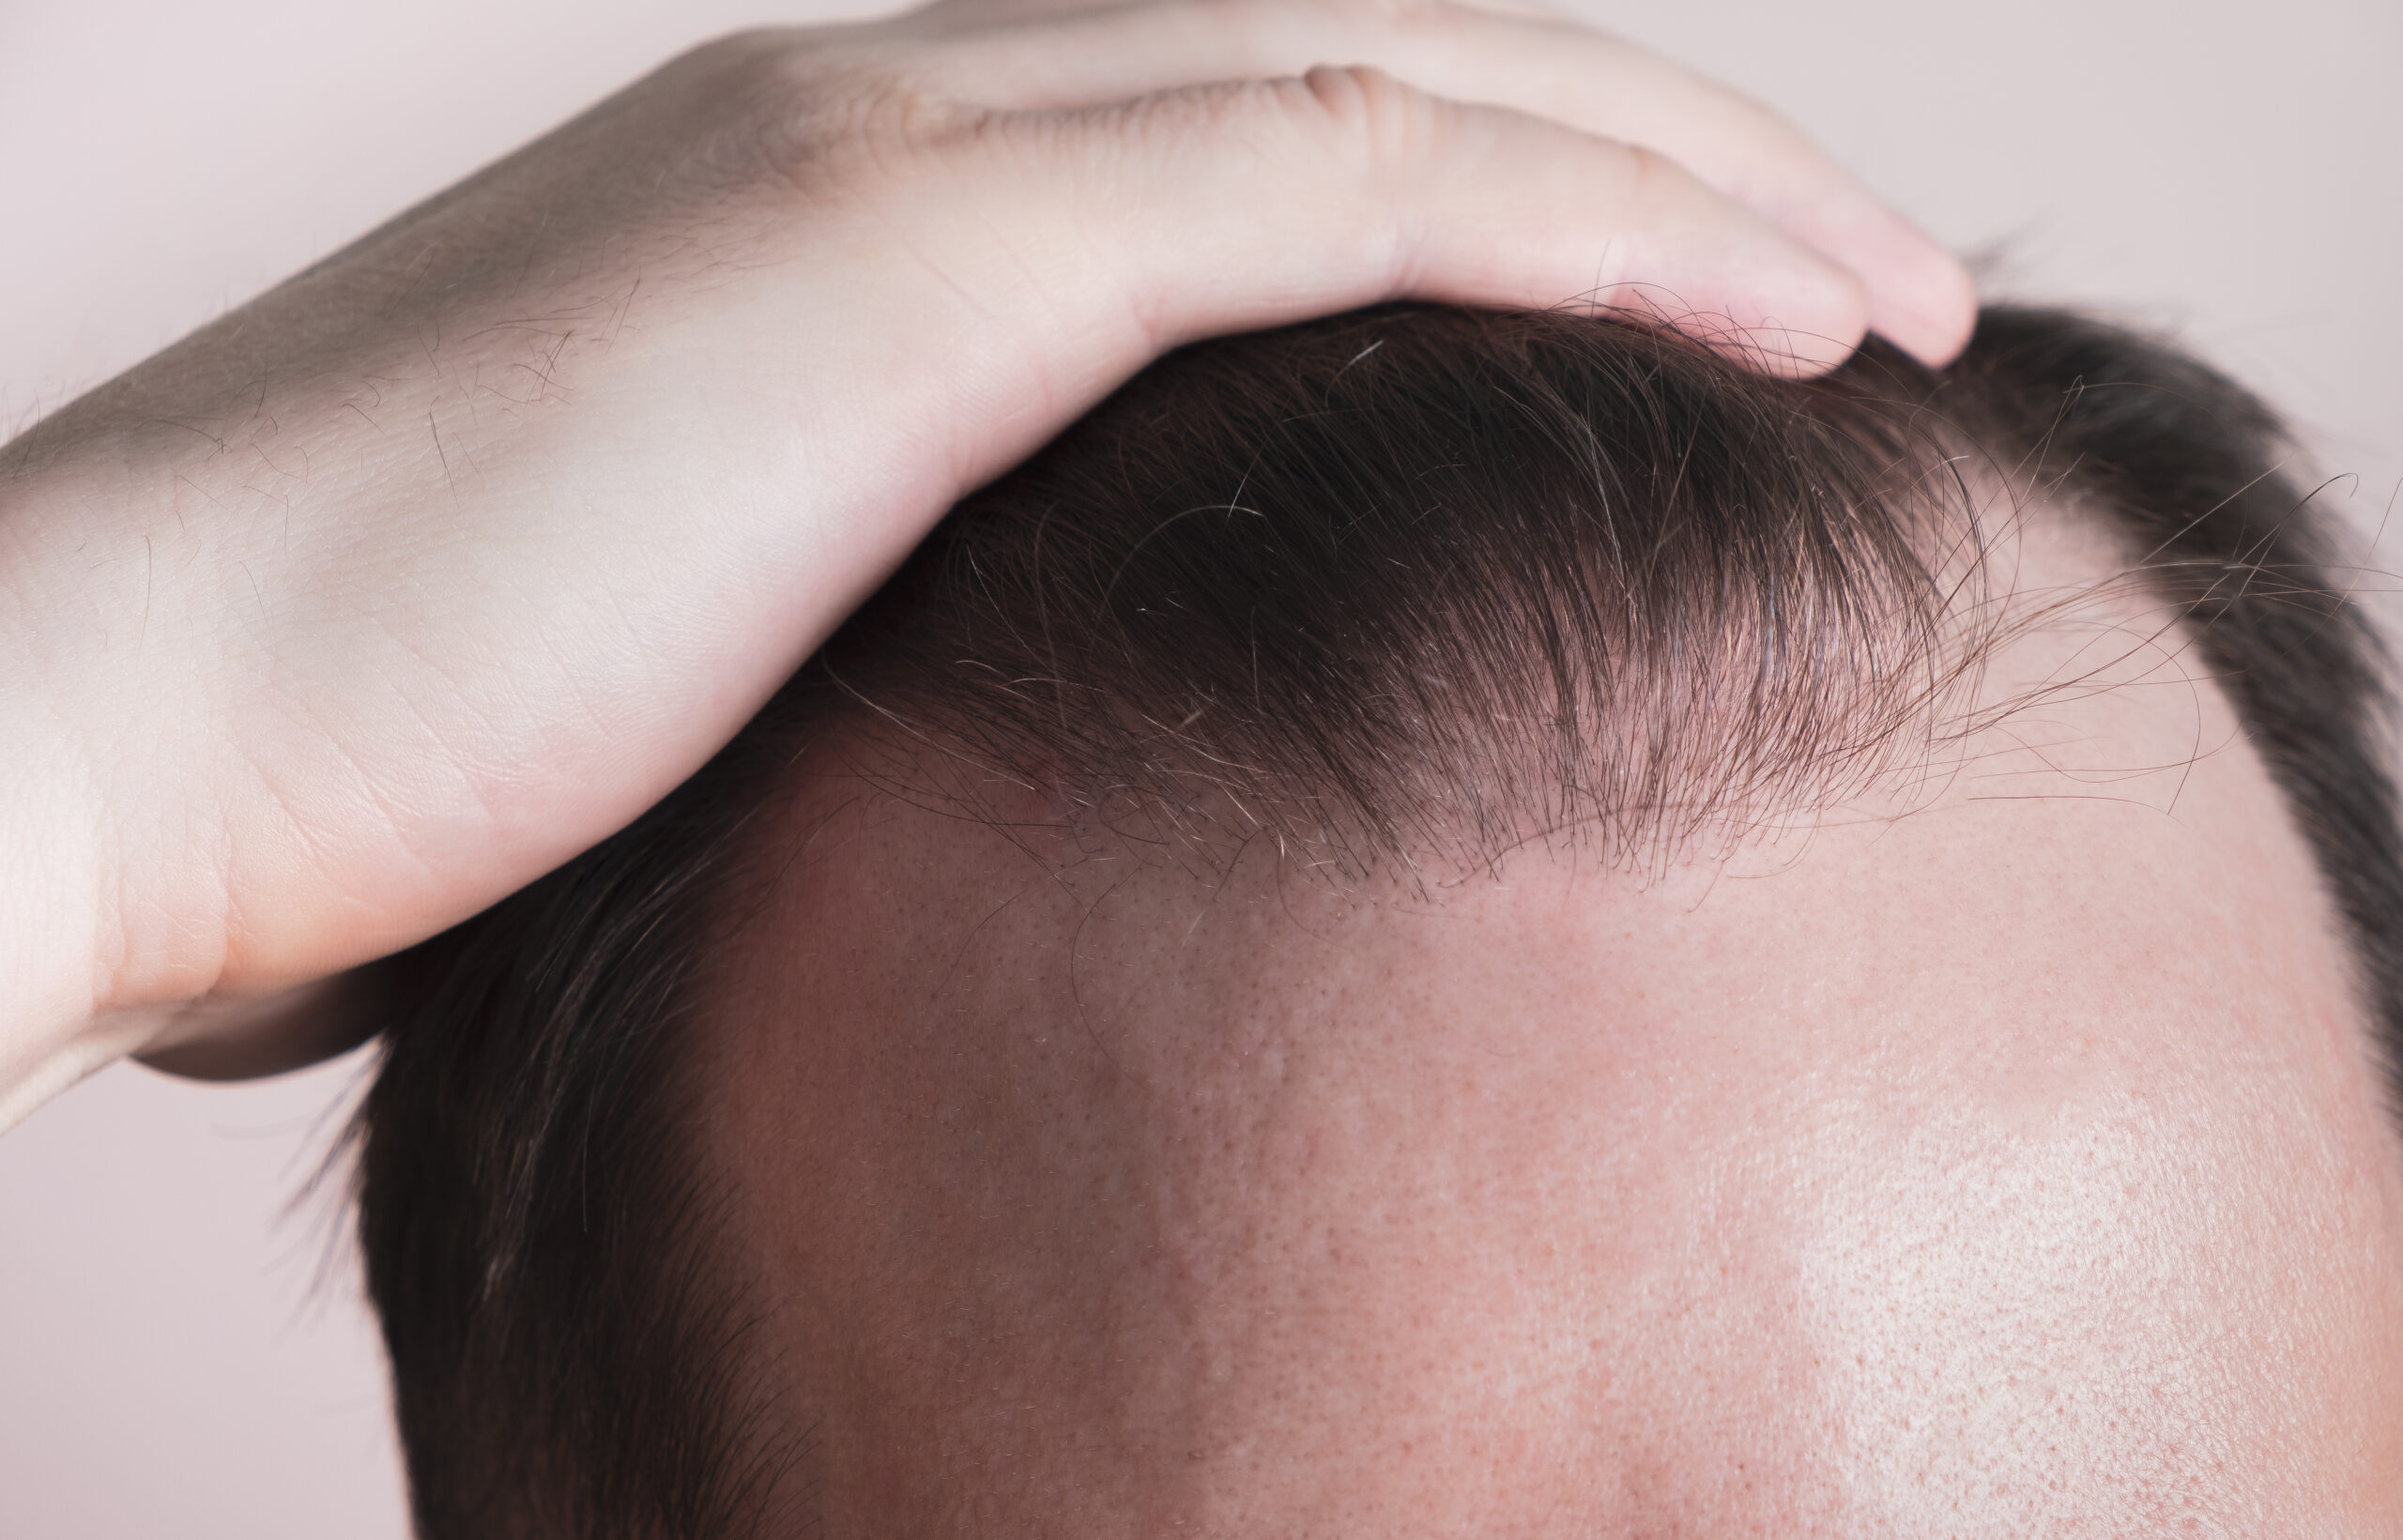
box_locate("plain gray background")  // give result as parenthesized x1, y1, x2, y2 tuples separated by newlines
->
(2, 1, 2396, 1534)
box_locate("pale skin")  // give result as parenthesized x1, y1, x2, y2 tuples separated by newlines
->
(701, 516, 2403, 1533)
(0, 0, 1974, 1121)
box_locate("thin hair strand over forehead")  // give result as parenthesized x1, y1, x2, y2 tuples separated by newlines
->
(822, 306, 2007, 879)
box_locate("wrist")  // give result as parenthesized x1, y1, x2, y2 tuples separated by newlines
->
(0, 691, 122, 1129)
(0, 437, 220, 1124)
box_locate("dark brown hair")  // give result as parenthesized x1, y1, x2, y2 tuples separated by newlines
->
(355, 304, 2403, 1537)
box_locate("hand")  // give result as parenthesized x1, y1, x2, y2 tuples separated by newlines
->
(0, 0, 1973, 1116)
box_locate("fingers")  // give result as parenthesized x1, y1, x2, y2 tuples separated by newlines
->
(919, 63, 1868, 501)
(896, 0, 1971, 365)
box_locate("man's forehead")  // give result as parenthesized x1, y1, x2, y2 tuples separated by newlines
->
(697, 573, 2403, 1529)
(724, 619, 2362, 1105)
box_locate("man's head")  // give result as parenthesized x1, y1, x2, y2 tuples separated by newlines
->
(357, 307, 2403, 1536)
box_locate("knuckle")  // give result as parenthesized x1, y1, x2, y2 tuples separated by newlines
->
(1615, 140, 1693, 210)
(1289, 63, 1439, 164)
(681, 25, 800, 69)
(672, 32, 971, 201)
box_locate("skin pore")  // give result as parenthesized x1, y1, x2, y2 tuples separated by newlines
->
(698, 510, 2403, 1537)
